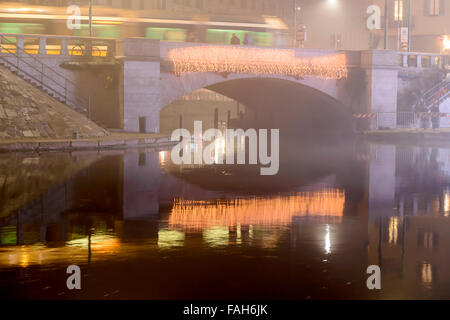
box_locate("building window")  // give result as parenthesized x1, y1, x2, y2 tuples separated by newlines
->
(426, 0, 444, 16)
(394, 0, 404, 21)
(418, 230, 439, 249)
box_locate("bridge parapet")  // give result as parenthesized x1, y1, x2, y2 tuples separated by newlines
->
(399, 51, 448, 69)
(159, 41, 347, 60)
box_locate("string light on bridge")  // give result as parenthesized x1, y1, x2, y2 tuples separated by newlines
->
(167, 46, 348, 80)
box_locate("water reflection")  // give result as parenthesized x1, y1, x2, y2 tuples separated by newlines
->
(168, 191, 344, 232)
(0, 142, 450, 299)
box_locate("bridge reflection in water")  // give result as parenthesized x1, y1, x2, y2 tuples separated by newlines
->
(168, 191, 344, 232)
(1, 141, 450, 299)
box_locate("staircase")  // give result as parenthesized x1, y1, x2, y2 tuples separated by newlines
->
(0, 35, 91, 117)
(421, 77, 450, 110)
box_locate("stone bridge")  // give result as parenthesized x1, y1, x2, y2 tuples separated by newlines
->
(1, 34, 447, 133)
(119, 38, 403, 133)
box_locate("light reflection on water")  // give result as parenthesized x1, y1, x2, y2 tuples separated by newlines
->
(0, 142, 450, 299)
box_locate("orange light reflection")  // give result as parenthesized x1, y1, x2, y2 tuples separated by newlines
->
(168, 190, 345, 232)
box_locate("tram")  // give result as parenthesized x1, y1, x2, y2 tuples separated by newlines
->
(0, 2, 290, 47)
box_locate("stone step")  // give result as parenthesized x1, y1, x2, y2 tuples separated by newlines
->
(0, 60, 92, 121)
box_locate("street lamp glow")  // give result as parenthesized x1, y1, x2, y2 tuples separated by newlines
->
(328, 0, 338, 8)
(444, 35, 450, 50)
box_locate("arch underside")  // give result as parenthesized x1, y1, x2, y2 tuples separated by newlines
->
(160, 73, 353, 136)
(159, 73, 341, 109)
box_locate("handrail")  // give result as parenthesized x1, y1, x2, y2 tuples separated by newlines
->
(423, 80, 449, 109)
(0, 47, 87, 112)
(412, 77, 449, 111)
(1, 43, 68, 93)
(0, 35, 90, 114)
(0, 35, 82, 91)
(0, 54, 86, 113)
(423, 79, 446, 99)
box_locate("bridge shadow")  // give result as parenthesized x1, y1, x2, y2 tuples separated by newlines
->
(208, 78, 353, 138)
(162, 77, 354, 139)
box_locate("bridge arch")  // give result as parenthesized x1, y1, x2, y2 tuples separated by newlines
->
(159, 73, 353, 136)
(159, 72, 341, 112)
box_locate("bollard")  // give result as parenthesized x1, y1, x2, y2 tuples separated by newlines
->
(179, 114, 184, 143)
(214, 108, 219, 129)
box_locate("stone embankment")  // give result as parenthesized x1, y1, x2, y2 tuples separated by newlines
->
(0, 65, 108, 139)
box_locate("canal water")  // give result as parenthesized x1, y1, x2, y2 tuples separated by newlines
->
(1, 139, 450, 300)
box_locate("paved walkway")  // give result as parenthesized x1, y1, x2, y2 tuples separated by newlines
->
(0, 132, 175, 152)
(365, 128, 450, 143)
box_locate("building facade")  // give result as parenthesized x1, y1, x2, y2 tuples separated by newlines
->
(295, 0, 449, 53)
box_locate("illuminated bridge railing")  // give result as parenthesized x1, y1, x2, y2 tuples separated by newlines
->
(164, 44, 349, 80)
(0, 33, 116, 58)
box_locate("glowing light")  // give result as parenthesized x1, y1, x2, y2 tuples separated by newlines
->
(203, 227, 229, 247)
(394, 0, 404, 21)
(421, 263, 433, 288)
(388, 217, 398, 246)
(214, 135, 226, 164)
(158, 230, 185, 249)
(444, 192, 450, 216)
(5, 7, 45, 13)
(19, 253, 29, 268)
(92, 20, 123, 25)
(443, 36, 450, 50)
(159, 151, 168, 166)
(328, 0, 339, 8)
(67, 235, 120, 253)
(168, 190, 345, 232)
(324, 224, 331, 254)
(168, 46, 348, 80)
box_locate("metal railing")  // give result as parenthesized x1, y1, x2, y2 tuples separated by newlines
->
(422, 78, 450, 109)
(0, 35, 90, 115)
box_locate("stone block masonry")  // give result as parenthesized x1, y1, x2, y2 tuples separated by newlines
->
(0, 65, 108, 139)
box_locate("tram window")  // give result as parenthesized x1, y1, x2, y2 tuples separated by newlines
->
(206, 29, 274, 46)
(73, 25, 121, 39)
(145, 28, 187, 42)
(0, 23, 45, 35)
